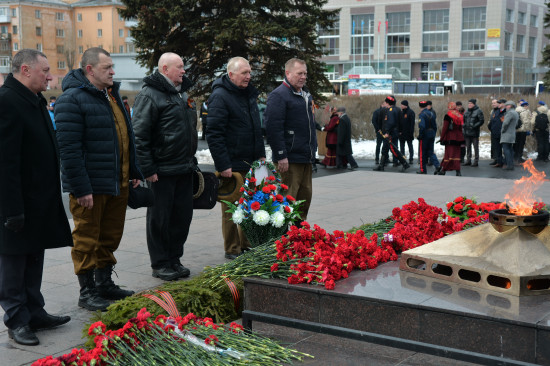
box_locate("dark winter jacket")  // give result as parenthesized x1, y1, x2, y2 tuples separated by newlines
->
(206, 75, 265, 172)
(488, 108, 505, 138)
(463, 105, 485, 137)
(399, 107, 415, 140)
(132, 70, 197, 177)
(336, 113, 353, 156)
(382, 105, 402, 139)
(55, 69, 143, 198)
(0, 74, 72, 255)
(265, 78, 317, 164)
(418, 109, 436, 140)
(372, 107, 384, 138)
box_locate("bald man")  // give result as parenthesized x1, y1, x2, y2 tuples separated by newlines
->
(132, 52, 197, 281)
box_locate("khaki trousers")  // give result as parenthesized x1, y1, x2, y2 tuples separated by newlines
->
(278, 163, 313, 220)
(221, 171, 250, 255)
(69, 187, 129, 274)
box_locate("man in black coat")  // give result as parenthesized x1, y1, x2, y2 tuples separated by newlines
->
(399, 100, 416, 165)
(207, 57, 266, 260)
(335, 107, 358, 170)
(0, 49, 73, 346)
(462, 98, 485, 167)
(132, 52, 197, 280)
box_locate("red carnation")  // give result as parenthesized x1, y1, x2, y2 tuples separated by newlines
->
(446, 202, 453, 210)
(286, 195, 296, 202)
(454, 196, 464, 203)
(238, 198, 244, 204)
(249, 177, 257, 184)
(271, 263, 279, 272)
(281, 184, 289, 190)
(276, 194, 284, 202)
(284, 206, 291, 213)
(267, 175, 276, 181)
(262, 186, 272, 193)
(239, 187, 245, 192)
(251, 202, 261, 211)
(454, 204, 464, 213)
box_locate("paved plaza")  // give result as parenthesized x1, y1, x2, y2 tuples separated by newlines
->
(2, 158, 549, 366)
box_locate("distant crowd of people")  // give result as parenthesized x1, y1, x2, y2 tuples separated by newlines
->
(367, 95, 549, 176)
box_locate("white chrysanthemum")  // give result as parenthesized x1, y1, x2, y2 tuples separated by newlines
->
(271, 212, 285, 228)
(253, 210, 270, 226)
(232, 209, 245, 224)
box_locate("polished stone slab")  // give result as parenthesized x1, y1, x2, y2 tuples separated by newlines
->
(244, 260, 550, 364)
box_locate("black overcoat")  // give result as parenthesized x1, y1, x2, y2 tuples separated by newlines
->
(0, 74, 73, 255)
(336, 113, 353, 156)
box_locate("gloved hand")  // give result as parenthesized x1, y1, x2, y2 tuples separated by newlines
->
(526, 131, 531, 136)
(4, 214, 24, 232)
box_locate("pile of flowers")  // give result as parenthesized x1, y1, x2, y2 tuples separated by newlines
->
(33, 308, 310, 366)
(224, 160, 303, 247)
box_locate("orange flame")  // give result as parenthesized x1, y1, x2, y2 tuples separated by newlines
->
(504, 159, 548, 216)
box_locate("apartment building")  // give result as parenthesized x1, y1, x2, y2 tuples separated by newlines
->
(0, 0, 135, 89)
(321, 0, 550, 92)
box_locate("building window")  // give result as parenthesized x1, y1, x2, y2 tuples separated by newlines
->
(422, 9, 449, 52)
(126, 43, 135, 53)
(36, 27, 42, 36)
(127, 29, 131, 37)
(119, 14, 123, 21)
(97, 12, 102, 21)
(504, 31, 512, 51)
(77, 13, 82, 22)
(529, 36, 537, 61)
(119, 45, 124, 53)
(78, 29, 83, 38)
(98, 29, 103, 37)
(318, 15, 339, 56)
(57, 45, 64, 54)
(531, 14, 538, 27)
(0, 25, 7, 34)
(11, 8, 16, 17)
(505, 9, 513, 23)
(79, 45, 83, 54)
(462, 7, 486, 51)
(56, 12, 64, 21)
(58, 61, 66, 69)
(518, 12, 526, 25)
(13, 42, 18, 51)
(119, 29, 123, 37)
(36, 43, 42, 51)
(350, 14, 374, 56)
(0, 56, 9, 67)
(35, 10, 41, 19)
(12, 25, 17, 35)
(56, 29, 65, 38)
(516, 34, 525, 53)
(98, 44, 103, 49)
(387, 12, 410, 54)
(0, 42, 9, 51)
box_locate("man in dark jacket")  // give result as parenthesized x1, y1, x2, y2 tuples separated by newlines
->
(416, 101, 437, 174)
(462, 98, 485, 167)
(335, 107, 358, 170)
(0, 49, 73, 346)
(55, 48, 143, 311)
(488, 98, 506, 166)
(371, 103, 385, 165)
(373, 96, 410, 172)
(265, 58, 317, 220)
(399, 100, 415, 165)
(207, 57, 266, 259)
(132, 52, 197, 279)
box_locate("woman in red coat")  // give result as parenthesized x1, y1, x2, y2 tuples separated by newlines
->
(438, 102, 465, 176)
(321, 107, 340, 167)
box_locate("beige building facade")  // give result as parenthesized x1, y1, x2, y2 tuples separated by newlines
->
(320, 0, 550, 92)
(0, 0, 134, 89)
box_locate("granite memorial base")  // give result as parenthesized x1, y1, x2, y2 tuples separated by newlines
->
(243, 261, 550, 366)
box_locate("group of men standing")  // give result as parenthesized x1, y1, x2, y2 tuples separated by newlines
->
(0, 48, 317, 346)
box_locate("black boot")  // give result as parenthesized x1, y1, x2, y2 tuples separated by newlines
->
(373, 157, 386, 171)
(95, 265, 134, 300)
(77, 272, 110, 311)
(400, 161, 410, 172)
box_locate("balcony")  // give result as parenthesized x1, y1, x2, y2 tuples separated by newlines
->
(0, 14, 9, 23)
(125, 19, 137, 28)
(0, 65, 9, 73)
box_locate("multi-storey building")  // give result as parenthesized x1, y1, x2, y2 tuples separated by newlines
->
(321, 0, 550, 93)
(0, 0, 135, 89)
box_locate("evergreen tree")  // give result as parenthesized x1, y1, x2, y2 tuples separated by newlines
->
(119, 0, 338, 100)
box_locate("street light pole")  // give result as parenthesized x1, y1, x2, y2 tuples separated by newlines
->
(510, 39, 515, 93)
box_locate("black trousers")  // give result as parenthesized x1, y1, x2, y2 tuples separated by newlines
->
(399, 138, 414, 161)
(381, 135, 408, 166)
(514, 132, 527, 162)
(535, 131, 550, 160)
(375, 133, 384, 162)
(146, 173, 194, 270)
(418, 137, 435, 173)
(0, 251, 47, 329)
(337, 154, 358, 168)
(491, 135, 502, 164)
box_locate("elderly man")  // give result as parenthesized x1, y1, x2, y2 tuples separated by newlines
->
(265, 58, 317, 220)
(0, 49, 73, 345)
(501, 100, 519, 170)
(132, 53, 196, 279)
(207, 57, 265, 260)
(55, 47, 144, 311)
(462, 98, 485, 167)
